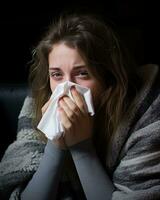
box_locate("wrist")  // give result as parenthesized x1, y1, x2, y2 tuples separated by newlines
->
(52, 137, 67, 150)
(69, 138, 96, 160)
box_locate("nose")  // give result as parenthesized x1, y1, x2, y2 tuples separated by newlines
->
(65, 75, 75, 83)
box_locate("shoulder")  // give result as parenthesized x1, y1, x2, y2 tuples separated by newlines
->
(112, 64, 160, 162)
(123, 64, 160, 152)
(132, 64, 160, 131)
(18, 95, 35, 119)
(16, 95, 39, 141)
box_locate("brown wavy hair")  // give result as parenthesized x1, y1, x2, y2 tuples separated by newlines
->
(29, 13, 141, 164)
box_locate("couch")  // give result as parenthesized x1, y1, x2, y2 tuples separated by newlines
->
(0, 83, 28, 160)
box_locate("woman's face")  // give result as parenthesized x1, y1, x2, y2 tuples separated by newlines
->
(48, 43, 104, 107)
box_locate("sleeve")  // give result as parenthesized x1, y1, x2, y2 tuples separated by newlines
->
(21, 139, 67, 200)
(69, 139, 115, 200)
(112, 118, 160, 199)
(0, 96, 46, 199)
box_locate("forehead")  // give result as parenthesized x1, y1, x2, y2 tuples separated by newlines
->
(48, 43, 85, 65)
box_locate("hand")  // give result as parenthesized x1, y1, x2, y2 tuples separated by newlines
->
(58, 86, 94, 147)
(41, 99, 67, 150)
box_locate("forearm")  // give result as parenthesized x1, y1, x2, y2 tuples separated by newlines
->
(21, 139, 67, 200)
(70, 139, 115, 200)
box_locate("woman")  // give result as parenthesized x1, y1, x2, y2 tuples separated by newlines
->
(0, 13, 160, 200)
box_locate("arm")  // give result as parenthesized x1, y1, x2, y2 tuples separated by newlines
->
(70, 121, 160, 200)
(21, 139, 67, 200)
(0, 96, 45, 199)
(58, 89, 115, 199)
(0, 96, 65, 200)
(70, 139, 115, 200)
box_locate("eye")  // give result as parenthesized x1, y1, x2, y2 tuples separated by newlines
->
(77, 70, 90, 78)
(49, 71, 63, 80)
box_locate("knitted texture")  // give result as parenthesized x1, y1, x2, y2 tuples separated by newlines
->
(0, 64, 160, 200)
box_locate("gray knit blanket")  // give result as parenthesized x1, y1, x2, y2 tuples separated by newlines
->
(0, 64, 160, 200)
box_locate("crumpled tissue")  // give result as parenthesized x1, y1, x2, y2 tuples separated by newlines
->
(37, 81, 95, 140)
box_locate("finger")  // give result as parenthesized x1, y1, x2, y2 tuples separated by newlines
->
(58, 107, 72, 129)
(59, 99, 76, 121)
(62, 96, 81, 116)
(71, 87, 88, 113)
(41, 98, 52, 115)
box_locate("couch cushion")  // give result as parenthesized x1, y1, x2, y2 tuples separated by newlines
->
(0, 83, 28, 159)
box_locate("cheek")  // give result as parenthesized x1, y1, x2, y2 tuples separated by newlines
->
(88, 82, 104, 106)
(49, 78, 58, 92)
(79, 80, 102, 103)
(78, 80, 96, 90)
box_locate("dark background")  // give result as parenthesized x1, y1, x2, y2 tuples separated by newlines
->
(0, 0, 159, 187)
(0, 1, 159, 191)
(0, 0, 159, 84)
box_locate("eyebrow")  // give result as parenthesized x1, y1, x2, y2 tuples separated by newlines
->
(49, 65, 86, 70)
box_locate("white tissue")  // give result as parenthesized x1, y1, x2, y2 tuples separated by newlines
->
(37, 81, 95, 140)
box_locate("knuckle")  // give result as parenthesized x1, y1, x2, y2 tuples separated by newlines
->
(69, 113, 76, 121)
(73, 106, 79, 113)
(65, 122, 72, 129)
